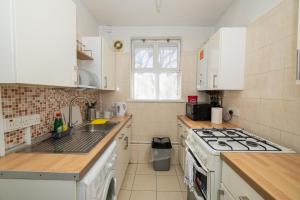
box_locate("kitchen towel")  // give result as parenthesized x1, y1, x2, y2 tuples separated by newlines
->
(184, 149, 195, 192)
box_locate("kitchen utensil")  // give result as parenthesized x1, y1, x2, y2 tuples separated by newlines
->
(86, 101, 97, 121)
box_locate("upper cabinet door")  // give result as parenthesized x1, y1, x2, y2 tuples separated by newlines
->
(198, 28, 246, 91)
(197, 43, 209, 91)
(101, 37, 116, 90)
(297, 1, 300, 84)
(207, 32, 221, 90)
(0, 0, 77, 87)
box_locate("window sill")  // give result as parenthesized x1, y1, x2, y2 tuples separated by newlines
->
(127, 99, 185, 103)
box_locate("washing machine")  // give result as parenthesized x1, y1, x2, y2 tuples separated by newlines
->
(77, 141, 117, 200)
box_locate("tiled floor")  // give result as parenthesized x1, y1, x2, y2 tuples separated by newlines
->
(118, 164, 187, 200)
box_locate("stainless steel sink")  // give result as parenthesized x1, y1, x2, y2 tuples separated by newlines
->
(19, 121, 119, 153)
(77, 122, 119, 132)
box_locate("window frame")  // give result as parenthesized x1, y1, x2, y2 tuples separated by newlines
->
(130, 39, 182, 101)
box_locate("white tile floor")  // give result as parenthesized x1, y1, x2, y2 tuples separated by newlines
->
(118, 164, 187, 200)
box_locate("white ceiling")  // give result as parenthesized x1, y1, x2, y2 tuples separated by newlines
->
(82, 0, 233, 26)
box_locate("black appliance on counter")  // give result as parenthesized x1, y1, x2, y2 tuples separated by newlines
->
(186, 103, 211, 121)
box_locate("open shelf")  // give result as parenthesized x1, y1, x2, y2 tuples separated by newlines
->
(77, 50, 94, 60)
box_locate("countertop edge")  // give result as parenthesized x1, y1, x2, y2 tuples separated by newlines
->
(221, 153, 276, 200)
(177, 115, 237, 129)
(0, 115, 132, 181)
(0, 171, 80, 181)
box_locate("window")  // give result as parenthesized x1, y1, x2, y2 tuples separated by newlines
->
(131, 39, 181, 100)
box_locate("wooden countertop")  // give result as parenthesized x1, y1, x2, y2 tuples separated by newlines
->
(221, 153, 300, 200)
(177, 115, 237, 129)
(0, 115, 132, 181)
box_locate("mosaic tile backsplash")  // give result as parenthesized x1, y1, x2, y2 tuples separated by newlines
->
(1, 85, 102, 150)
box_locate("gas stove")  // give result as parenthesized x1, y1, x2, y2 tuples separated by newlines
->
(185, 128, 294, 200)
(193, 128, 282, 151)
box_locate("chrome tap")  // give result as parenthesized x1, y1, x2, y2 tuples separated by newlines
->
(69, 96, 92, 128)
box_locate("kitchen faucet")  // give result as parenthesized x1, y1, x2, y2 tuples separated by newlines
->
(69, 96, 92, 128)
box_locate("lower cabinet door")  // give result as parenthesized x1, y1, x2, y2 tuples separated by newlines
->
(178, 144, 183, 169)
(219, 184, 235, 200)
(182, 146, 186, 172)
(115, 133, 125, 195)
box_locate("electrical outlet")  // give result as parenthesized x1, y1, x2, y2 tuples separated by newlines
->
(4, 117, 23, 132)
(227, 107, 240, 117)
(21, 114, 41, 128)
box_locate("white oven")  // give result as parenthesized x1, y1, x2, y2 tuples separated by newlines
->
(186, 148, 216, 200)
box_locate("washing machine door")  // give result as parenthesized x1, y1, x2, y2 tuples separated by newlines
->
(101, 172, 116, 200)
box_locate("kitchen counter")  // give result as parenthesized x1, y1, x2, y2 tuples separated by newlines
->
(177, 115, 237, 129)
(0, 115, 132, 181)
(221, 153, 300, 200)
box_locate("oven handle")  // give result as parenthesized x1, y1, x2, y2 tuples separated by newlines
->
(193, 161, 208, 176)
(193, 189, 205, 200)
(186, 147, 209, 173)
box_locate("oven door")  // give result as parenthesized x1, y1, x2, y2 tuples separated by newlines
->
(187, 149, 208, 200)
(193, 160, 208, 200)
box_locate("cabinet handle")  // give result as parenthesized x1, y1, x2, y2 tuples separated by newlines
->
(74, 66, 79, 85)
(124, 136, 129, 150)
(239, 196, 249, 200)
(181, 141, 185, 147)
(213, 74, 218, 88)
(297, 50, 300, 81)
(118, 133, 125, 139)
(218, 189, 224, 200)
(104, 76, 108, 88)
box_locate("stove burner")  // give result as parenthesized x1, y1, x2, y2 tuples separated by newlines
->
(192, 128, 283, 152)
(246, 140, 258, 147)
(218, 141, 227, 146)
(226, 131, 236, 135)
(202, 130, 213, 135)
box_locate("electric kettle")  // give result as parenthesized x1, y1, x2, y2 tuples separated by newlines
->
(115, 102, 127, 117)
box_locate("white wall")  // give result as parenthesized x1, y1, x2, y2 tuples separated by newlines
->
(100, 26, 215, 52)
(100, 26, 214, 164)
(72, 0, 98, 37)
(222, 0, 300, 152)
(216, 0, 283, 28)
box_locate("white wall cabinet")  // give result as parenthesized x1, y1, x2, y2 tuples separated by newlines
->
(78, 37, 116, 90)
(0, 0, 77, 87)
(197, 28, 246, 91)
(197, 42, 209, 90)
(177, 120, 188, 172)
(297, 1, 300, 85)
(220, 162, 264, 200)
(101, 38, 116, 90)
(115, 120, 131, 195)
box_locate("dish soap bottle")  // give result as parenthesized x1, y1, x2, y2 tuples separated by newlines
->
(54, 112, 63, 133)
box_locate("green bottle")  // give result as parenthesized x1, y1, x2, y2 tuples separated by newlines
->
(54, 113, 63, 133)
